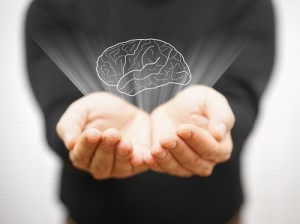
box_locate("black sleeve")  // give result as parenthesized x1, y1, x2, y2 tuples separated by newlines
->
(214, 0, 276, 159)
(25, 0, 275, 163)
(25, 0, 82, 162)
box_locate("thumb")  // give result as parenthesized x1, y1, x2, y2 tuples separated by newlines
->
(56, 103, 87, 150)
(205, 93, 235, 141)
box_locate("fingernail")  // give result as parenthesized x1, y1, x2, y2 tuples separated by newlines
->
(151, 144, 166, 159)
(118, 141, 131, 156)
(144, 152, 154, 165)
(168, 140, 177, 149)
(157, 150, 167, 159)
(178, 130, 192, 139)
(104, 130, 120, 145)
(161, 134, 177, 149)
(105, 128, 119, 138)
(131, 152, 143, 167)
(87, 136, 99, 144)
(86, 129, 100, 144)
(104, 136, 119, 145)
(216, 122, 227, 139)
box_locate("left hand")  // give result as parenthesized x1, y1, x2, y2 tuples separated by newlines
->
(144, 85, 235, 177)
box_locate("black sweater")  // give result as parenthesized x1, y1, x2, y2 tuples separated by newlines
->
(25, 0, 275, 223)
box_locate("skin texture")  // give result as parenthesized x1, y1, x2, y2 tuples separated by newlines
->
(56, 85, 235, 180)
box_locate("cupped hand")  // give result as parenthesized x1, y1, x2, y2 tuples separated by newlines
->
(145, 85, 235, 177)
(57, 86, 235, 180)
(56, 92, 151, 179)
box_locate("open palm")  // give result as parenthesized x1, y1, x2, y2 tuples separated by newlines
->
(147, 86, 235, 177)
(57, 86, 235, 179)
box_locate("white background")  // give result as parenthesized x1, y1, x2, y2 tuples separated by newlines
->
(0, 0, 299, 223)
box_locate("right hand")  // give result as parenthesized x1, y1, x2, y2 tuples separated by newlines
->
(56, 92, 151, 180)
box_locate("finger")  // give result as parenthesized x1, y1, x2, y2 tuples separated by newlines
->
(56, 102, 88, 150)
(189, 114, 209, 129)
(131, 150, 145, 167)
(160, 133, 214, 177)
(177, 124, 230, 163)
(144, 151, 164, 173)
(204, 92, 235, 141)
(151, 144, 193, 177)
(89, 128, 121, 180)
(111, 139, 133, 178)
(70, 128, 102, 171)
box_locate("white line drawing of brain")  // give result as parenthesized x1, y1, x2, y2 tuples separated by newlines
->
(96, 38, 192, 96)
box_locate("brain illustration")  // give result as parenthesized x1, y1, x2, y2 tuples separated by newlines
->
(96, 38, 192, 96)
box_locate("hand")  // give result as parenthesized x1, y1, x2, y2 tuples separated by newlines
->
(145, 85, 235, 177)
(56, 92, 151, 179)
